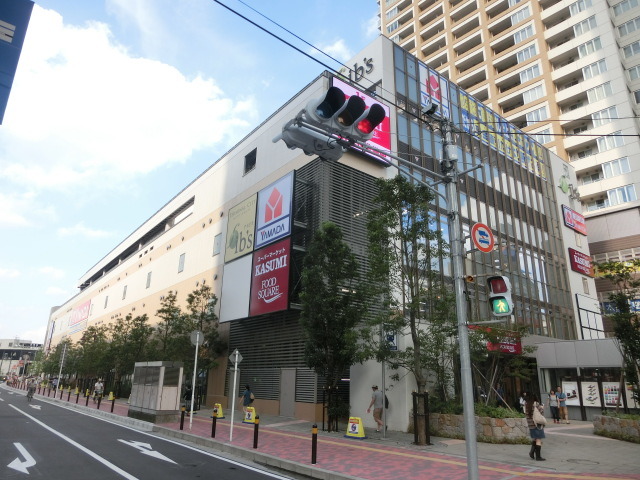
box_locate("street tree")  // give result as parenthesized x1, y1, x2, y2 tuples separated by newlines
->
(595, 258, 640, 405)
(185, 284, 225, 376)
(107, 314, 153, 395)
(76, 325, 110, 380)
(151, 290, 192, 364)
(363, 175, 450, 445)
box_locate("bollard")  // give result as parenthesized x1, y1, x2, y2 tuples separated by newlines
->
(59, 388, 63, 399)
(67, 389, 71, 401)
(47, 387, 51, 397)
(38, 385, 41, 395)
(97, 395, 102, 409)
(311, 424, 318, 464)
(253, 415, 260, 449)
(211, 414, 217, 438)
(76, 391, 80, 404)
(85, 392, 90, 406)
(111, 396, 115, 413)
(180, 407, 186, 430)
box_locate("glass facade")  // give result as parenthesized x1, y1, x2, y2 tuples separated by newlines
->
(392, 45, 575, 339)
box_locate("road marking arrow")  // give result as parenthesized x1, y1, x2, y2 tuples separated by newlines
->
(117, 440, 176, 464)
(8, 442, 36, 474)
(29, 404, 41, 410)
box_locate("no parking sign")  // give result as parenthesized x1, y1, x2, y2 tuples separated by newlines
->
(471, 223, 495, 253)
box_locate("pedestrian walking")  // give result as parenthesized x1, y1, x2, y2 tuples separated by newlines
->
(367, 385, 384, 432)
(238, 384, 254, 413)
(93, 379, 104, 403)
(525, 393, 546, 461)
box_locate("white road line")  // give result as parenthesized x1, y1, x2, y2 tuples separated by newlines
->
(8, 404, 139, 480)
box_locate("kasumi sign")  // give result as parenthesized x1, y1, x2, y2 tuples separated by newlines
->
(255, 172, 293, 249)
(569, 248, 593, 277)
(249, 238, 290, 316)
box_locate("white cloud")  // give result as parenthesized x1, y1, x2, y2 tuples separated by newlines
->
(315, 39, 353, 63)
(39, 266, 66, 280)
(0, 6, 256, 194)
(45, 286, 71, 297)
(364, 13, 380, 38)
(0, 268, 21, 279)
(57, 222, 111, 239)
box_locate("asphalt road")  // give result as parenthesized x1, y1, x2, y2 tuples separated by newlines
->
(0, 389, 290, 480)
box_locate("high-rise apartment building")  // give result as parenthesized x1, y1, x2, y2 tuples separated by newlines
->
(378, 0, 640, 309)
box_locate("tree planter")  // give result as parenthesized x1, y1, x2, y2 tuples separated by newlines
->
(593, 415, 640, 443)
(429, 413, 529, 443)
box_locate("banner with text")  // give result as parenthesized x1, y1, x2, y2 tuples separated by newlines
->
(249, 238, 290, 316)
(255, 172, 293, 249)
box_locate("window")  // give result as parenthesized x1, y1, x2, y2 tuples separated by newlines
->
(635, 89, 640, 103)
(122, 285, 127, 300)
(596, 131, 624, 152)
(608, 185, 637, 206)
(519, 64, 540, 83)
(513, 25, 534, 44)
(591, 106, 617, 127)
(570, 0, 592, 16)
(577, 148, 593, 159)
(619, 17, 640, 37)
(244, 148, 256, 174)
(582, 277, 589, 294)
(586, 198, 607, 211)
(516, 44, 537, 63)
(530, 128, 550, 144)
(104, 296, 109, 309)
(587, 82, 613, 103)
(614, 0, 639, 16)
(603, 157, 630, 178)
(386, 20, 399, 34)
(578, 37, 602, 57)
(522, 85, 544, 103)
(146, 271, 152, 289)
(508, 0, 523, 6)
(526, 106, 548, 125)
(178, 253, 186, 273)
(510, 7, 530, 24)
(213, 233, 222, 256)
(629, 65, 640, 81)
(574, 16, 597, 36)
(623, 40, 640, 58)
(386, 7, 398, 20)
(583, 59, 607, 79)
(581, 171, 602, 185)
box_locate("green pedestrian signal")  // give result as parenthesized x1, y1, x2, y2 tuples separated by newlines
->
(486, 276, 514, 317)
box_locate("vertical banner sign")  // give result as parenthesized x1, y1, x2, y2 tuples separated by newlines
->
(255, 172, 294, 249)
(331, 77, 391, 159)
(249, 238, 290, 316)
(225, 194, 257, 262)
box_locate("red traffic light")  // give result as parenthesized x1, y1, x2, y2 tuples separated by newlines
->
(487, 276, 509, 294)
(356, 103, 386, 135)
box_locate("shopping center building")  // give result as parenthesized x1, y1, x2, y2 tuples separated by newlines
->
(45, 36, 618, 429)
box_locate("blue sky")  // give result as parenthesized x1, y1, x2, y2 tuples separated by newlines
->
(0, 0, 380, 342)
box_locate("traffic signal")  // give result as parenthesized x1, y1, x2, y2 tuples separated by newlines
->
(486, 276, 513, 317)
(305, 86, 386, 142)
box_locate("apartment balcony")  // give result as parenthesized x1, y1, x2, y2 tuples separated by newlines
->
(417, 0, 438, 11)
(418, 3, 443, 26)
(540, 0, 572, 29)
(485, 0, 510, 20)
(544, 23, 575, 49)
(455, 49, 485, 75)
(400, 36, 416, 52)
(496, 69, 522, 94)
(424, 51, 448, 69)
(456, 65, 488, 91)
(488, 15, 513, 39)
(547, 42, 579, 69)
(556, 84, 588, 110)
(499, 91, 525, 114)
(420, 18, 445, 42)
(454, 31, 483, 57)
(451, 14, 480, 42)
(450, 0, 477, 23)
(578, 180, 606, 200)
(420, 32, 447, 58)
(490, 32, 516, 56)
(494, 48, 521, 74)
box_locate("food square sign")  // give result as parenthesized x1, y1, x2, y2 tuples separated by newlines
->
(249, 239, 290, 316)
(569, 248, 593, 277)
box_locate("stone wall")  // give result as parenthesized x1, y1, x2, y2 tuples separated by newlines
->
(429, 413, 529, 441)
(593, 415, 640, 441)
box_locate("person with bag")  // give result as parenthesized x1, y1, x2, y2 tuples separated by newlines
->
(525, 393, 546, 461)
(238, 384, 253, 413)
(548, 389, 560, 423)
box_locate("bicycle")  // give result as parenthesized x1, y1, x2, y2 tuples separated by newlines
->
(27, 387, 35, 402)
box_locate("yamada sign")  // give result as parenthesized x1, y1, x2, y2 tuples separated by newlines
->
(255, 172, 293, 249)
(562, 205, 587, 236)
(249, 238, 290, 316)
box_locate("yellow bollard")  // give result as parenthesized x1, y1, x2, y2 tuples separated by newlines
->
(85, 388, 90, 397)
(75, 387, 79, 395)
(211, 403, 225, 419)
(108, 391, 115, 401)
(243, 406, 257, 424)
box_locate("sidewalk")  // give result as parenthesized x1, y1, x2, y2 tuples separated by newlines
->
(7, 385, 640, 480)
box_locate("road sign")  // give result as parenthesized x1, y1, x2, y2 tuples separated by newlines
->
(190, 330, 204, 346)
(229, 349, 242, 364)
(117, 440, 176, 464)
(470, 223, 495, 253)
(8, 443, 36, 474)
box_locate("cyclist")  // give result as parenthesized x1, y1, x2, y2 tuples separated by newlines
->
(26, 380, 36, 402)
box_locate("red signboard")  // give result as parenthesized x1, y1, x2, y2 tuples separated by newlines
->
(562, 205, 587, 235)
(249, 238, 290, 316)
(69, 299, 91, 326)
(569, 248, 593, 277)
(469, 325, 522, 355)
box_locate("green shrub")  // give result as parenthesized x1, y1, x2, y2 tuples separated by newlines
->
(600, 411, 640, 421)
(429, 398, 524, 418)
